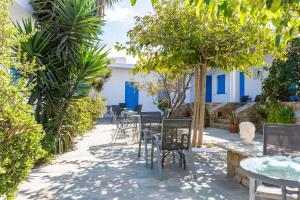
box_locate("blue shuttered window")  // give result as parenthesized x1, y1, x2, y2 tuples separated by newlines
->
(217, 74, 225, 94)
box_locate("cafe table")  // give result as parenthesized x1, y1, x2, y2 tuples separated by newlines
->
(240, 156, 300, 200)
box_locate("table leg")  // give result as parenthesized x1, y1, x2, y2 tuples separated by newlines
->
(281, 186, 287, 200)
(249, 177, 255, 200)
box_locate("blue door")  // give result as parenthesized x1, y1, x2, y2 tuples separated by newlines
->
(240, 72, 245, 101)
(206, 75, 212, 102)
(125, 81, 139, 109)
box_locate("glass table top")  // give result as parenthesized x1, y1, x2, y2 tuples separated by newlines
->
(240, 156, 300, 183)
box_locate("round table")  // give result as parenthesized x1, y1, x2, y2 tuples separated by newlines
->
(240, 156, 300, 200)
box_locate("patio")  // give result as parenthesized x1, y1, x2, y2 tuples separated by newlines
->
(16, 120, 248, 200)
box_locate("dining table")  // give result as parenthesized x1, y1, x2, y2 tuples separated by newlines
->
(240, 156, 300, 200)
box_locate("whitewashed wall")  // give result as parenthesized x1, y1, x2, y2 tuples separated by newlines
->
(102, 67, 160, 112)
(9, 0, 32, 23)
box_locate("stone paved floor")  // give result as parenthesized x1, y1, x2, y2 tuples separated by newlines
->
(17, 120, 248, 200)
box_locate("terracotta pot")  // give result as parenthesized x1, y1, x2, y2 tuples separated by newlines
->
(228, 124, 239, 133)
(184, 111, 191, 117)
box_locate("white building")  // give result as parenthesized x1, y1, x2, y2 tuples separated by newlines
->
(102, 58, 161, 112)
(103, 57, 272, 111)
(9, 0, 32, 22)
(189, 56, 272, 103)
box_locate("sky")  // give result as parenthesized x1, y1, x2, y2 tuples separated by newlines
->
(102, 1, 154, 64)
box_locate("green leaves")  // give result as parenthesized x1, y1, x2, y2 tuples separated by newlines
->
(120, 0, 284, 78)
(131, 0, 137, 6)
(17, 0, 110, 150)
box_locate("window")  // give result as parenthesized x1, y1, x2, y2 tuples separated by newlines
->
(217, 74, 225, 94)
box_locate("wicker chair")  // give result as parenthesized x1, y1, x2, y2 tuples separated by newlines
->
(150, 118, 196, 180)
(137, 112, 162, 165)
(255, 124, 300, 200)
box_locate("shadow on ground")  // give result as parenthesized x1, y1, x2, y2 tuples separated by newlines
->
(17, 121, 248, 200)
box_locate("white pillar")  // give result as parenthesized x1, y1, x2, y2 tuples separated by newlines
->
(230, 70, 239, 102)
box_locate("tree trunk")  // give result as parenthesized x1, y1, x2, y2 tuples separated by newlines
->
(192, 66, 200, 146)
(196, 63, 207, 147)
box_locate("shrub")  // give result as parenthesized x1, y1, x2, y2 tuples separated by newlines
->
(157, 100, 169, 111)
(0, 1, 44, 198)
(267, 104, 295, 124)
(62, 96, 106, 138)
(0, 70, 44, 199)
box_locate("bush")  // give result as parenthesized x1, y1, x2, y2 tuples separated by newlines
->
(62, 96, 106, 138)
(267, 104, 295, 124)
(157, 100, 170, 111)
(0, 71, 44, 199)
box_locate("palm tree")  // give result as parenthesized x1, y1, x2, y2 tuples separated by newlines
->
(17, 0, 111, 152)
(96, 0, 121, 16)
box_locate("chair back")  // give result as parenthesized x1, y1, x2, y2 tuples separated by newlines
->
(134, 104, 143, 114)
(140, 112, 162, 133)
(111, 105, 121, 117)
(263, 124, 300, 156)
(162, 110, 170, 118)
(110, 108, 120, 129)
(119, 103, 126, 109)
(161, 118, 192, 151)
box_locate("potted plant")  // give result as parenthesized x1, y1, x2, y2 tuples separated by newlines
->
(228, 114, 239, 133)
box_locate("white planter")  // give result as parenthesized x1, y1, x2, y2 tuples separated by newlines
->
(239, 122, 256, 145)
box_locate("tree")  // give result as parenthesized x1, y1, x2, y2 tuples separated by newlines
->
(96, 0, 121, 16)
(131, 0, 300, 46)
(262, 37, 300, 101)
(136, 71, 193, 114)
(118, 0, 284, 147)
(17, 0, 111, 152)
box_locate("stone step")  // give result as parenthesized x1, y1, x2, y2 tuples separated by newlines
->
(210, 122, 230, 130)
(216, 118, 230, 124)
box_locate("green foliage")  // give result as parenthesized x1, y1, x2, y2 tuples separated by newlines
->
(157, 100, 170, 111)
(0, 1, 44, 198)
(62, 96, 106, 138)
(267, 103, 295, 124)
(17, 0, 111, 153)
(136, 72, 192, 113)
(132, 0, 299, 46)
(262, 38, 300, 101)
(0, 69, 44, 199)
(257, 100, 296, 124)
(118, 0, 284, 75)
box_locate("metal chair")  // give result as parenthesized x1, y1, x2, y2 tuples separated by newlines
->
(110, 108, 133, 144)
(103, 105, 112, 119)
(255, 124, 300, 200)
(111, 105, 122, 119)
(150, 118, 196, 180)
(138, 112, 162, 165)
(134, 104, 143, 114)
(119, 103, 126, 109)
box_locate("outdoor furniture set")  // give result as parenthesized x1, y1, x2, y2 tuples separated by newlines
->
(241, 124, 300, 200)
(110, 108, 196, 180)
(110, 106, 300, 197)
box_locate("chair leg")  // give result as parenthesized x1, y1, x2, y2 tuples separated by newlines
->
(112, 129, 119, 144)
(172, 151, 176, 165)
(151, 140, 154, 169)
(178, 152, 183, 168)
(138, 131, 142, 158)
(144, 131, 148, 166)
(161, 151, 165, 169)
(156, 147, 163, 180)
